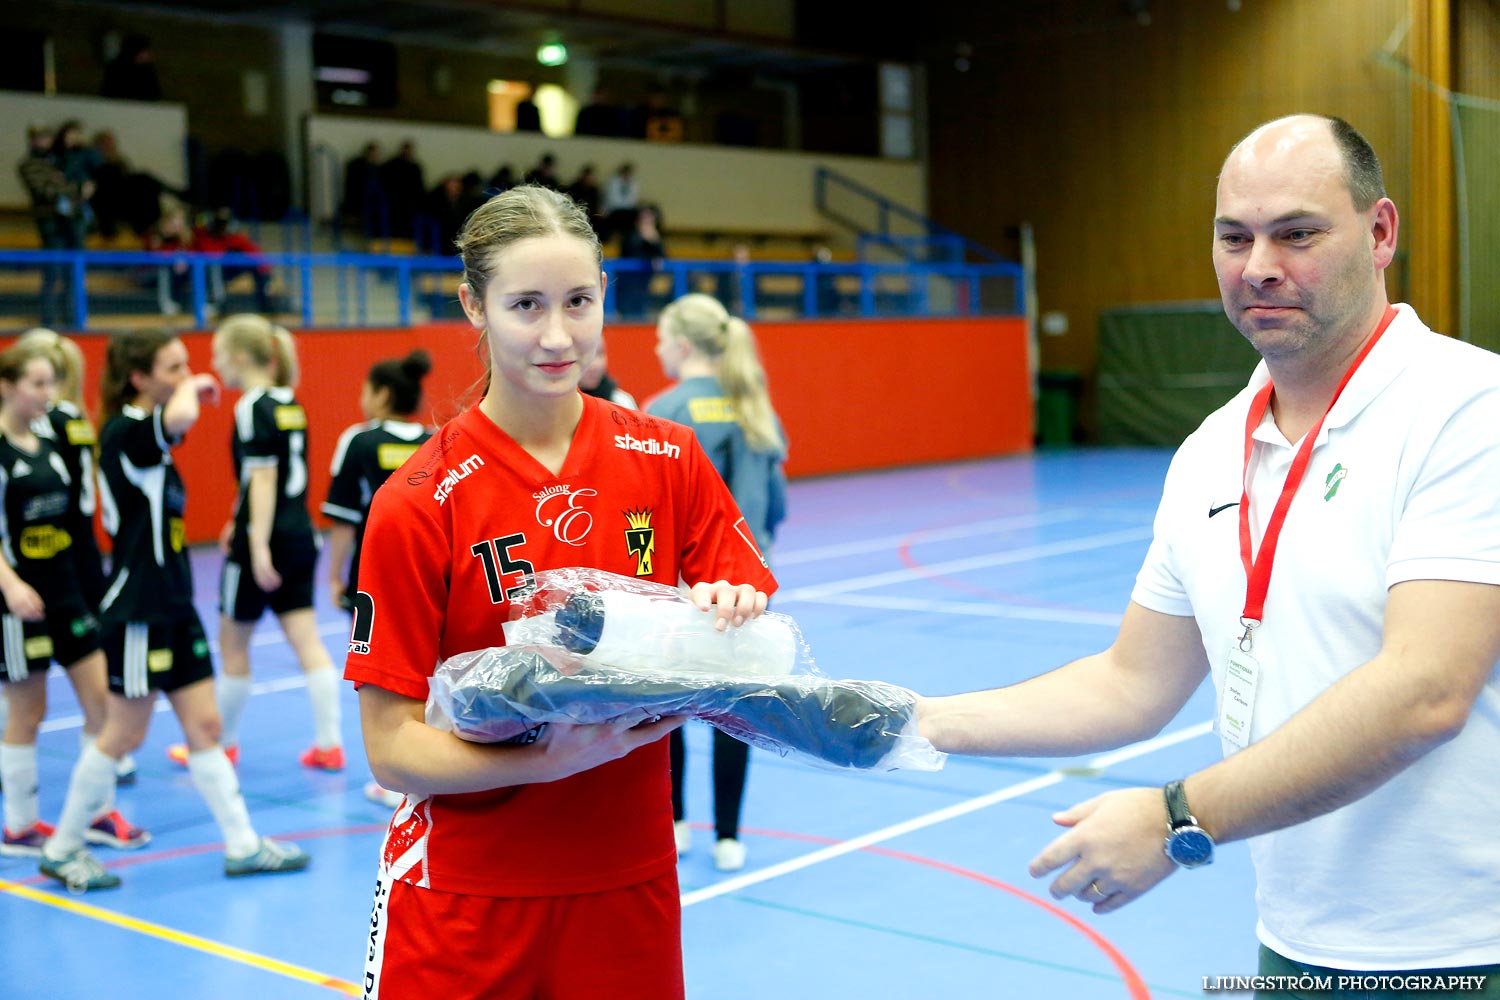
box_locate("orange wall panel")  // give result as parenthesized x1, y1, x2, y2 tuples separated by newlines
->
(43, 315, 1030, 545)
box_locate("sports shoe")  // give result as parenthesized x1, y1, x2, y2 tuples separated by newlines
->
(674, 820, 692, 856)
(85, 810, 152, 850)
(2, 820, 56, 858)
(299, 745, 345, 772)
(167, 743, 239, 767)
(39, 847, 121, 892)
(224, 837, 310, 877)
(713, 838, 747, 873)
(364, 781, 404, 809)
(115, 753, 138, 786)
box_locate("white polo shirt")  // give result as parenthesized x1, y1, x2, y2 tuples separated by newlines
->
(1133, 304, 1500, 970)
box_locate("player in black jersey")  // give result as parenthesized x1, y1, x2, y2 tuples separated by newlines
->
(18, 329, 137, 785)
(177, 315, 342, 772)
(40, 330, 309, 891)
(0, 342, 147, 867)
(323, 349, 432, 807)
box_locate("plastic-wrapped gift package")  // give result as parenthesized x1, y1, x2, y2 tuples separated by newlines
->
(426, 568, 946, 771)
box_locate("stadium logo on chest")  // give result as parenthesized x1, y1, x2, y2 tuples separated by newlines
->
(534, 484, 597, 545)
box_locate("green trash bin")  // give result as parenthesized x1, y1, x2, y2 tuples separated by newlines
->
(1037, 370, 1083, 448)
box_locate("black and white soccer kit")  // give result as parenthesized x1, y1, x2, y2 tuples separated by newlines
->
(33, 400, 107, 607)
(96, 405, 212, 696)
(222, 387, 319, 621)
(322, 419, 430, 610)
(0, 434, 101, 681)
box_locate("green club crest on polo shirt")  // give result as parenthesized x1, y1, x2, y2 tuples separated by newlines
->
(1324, 463, 1348, 500)
(194, 639, 210, 658)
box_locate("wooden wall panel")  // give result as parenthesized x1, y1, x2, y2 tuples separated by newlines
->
(925, 0, 1414, 432)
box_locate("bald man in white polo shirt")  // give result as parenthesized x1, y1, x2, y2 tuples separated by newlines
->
(920, 115, 1500, 996)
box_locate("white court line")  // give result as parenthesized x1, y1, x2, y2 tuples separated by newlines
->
(800, 593, 1125, 627)
(775, 510, 1084, 566)
(679, 720, 1215, 907)
(37, 621, 351, 735)
(775, 526, 1155, 604)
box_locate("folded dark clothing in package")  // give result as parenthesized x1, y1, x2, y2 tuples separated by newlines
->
(430, 646, 944, 771)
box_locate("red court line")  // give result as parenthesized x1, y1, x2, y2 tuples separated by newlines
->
(723, 822, 1152, 1000)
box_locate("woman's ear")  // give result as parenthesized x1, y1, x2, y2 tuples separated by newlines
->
(458, 282, 486, 330)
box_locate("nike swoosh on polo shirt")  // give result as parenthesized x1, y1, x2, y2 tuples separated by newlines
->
(1208, 502, 1240, 518)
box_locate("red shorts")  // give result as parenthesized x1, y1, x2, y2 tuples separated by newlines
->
(363, 868, 684, 1000)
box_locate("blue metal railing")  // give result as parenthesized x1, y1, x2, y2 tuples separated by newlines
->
(0, 248, 1023, 330)
(814, 166, 1010, 264)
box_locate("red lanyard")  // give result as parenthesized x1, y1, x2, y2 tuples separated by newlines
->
(1236, 305, 1398, 651)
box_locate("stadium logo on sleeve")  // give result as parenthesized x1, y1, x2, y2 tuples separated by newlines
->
(433, 454, 485, 505)
(614, 433, 680, 459)
(624, 509, 655, 576)
(349, 592, 375, 654)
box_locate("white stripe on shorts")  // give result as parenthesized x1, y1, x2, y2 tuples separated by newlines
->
(124, 622, 150, 698)
(222, 561, 241, 618)
(3, 615, 28, 682)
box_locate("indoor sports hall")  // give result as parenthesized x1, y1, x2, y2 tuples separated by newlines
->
(1, 1, 1497, 998)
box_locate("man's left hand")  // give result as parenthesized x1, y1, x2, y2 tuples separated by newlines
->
(1028, 786, 1178, 914)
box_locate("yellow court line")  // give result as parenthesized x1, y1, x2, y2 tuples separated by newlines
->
(0, 876, 361, 997)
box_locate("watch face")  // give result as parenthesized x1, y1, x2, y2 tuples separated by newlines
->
(1168, 827, 1214, 868)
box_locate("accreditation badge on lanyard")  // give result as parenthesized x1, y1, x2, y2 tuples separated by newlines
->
(1220, 305, 1398, 751)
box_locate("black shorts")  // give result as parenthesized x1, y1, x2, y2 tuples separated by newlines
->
(102, 612, 215, 698)
(1, 608, 102, 682)
(220, 555, 316, 622)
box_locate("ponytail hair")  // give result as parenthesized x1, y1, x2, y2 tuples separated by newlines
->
(659, 293, 784, 455)
(214, 313, 299, 388)
(368, 349, 432, 417)
(102, 328, 176, 424)
(16, 328, 86, 410)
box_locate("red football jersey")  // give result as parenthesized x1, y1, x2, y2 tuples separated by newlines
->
(345, 394, 778, 897)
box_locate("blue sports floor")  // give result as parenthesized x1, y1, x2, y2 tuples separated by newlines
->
(0, 448, 1261, 999)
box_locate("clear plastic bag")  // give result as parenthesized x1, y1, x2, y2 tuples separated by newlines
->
(427, 568, 946, 772)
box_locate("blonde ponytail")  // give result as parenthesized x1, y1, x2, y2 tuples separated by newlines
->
(660, 293, 784, 455)
(270, 327, 299, 387)
(17, 328, 86, 410)
(718, 317, 784, 454)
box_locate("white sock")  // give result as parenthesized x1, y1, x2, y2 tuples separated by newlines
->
(304, 668, 342, 750)
(1, 743, 39, 832)
(0, 694, 10, 738)
(217, 674, 253, 748)
(45, 743, 117, 857)
(79, 731, 136, 781)
(186, 747, 260, 858)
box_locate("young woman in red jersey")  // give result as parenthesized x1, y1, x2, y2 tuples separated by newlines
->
(348, 185, 775, 999)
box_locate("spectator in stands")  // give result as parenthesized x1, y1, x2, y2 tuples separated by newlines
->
(17, 125, 90, 328)
(578, 335, 638, 409)
(143, 200, 192, 315)
(191, 209, 273, 314)
(487, 163, 516, 194)
(89, 131, 128, 240)
(101, 33, 162, 102)
(459, 171, 488, 218)
(643, 90, 685, 143)
(381, 141, 425, 240)
(51, 122, 100, 231)
(342, 142, 384, 236)
(616, 204, 666, 320)
(424, 174, 468, 256)
(515, 88, 543, 133)
(567, 165, 602, 233)
(603, 162, 640, 243)
(524, 153, 561, 191)
(575, 86, 625, 138)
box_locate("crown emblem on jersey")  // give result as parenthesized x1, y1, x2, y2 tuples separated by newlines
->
(624, 509, 655, 577)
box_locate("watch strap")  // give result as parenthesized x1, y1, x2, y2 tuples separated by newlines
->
(1164, 779, 1193, 829)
